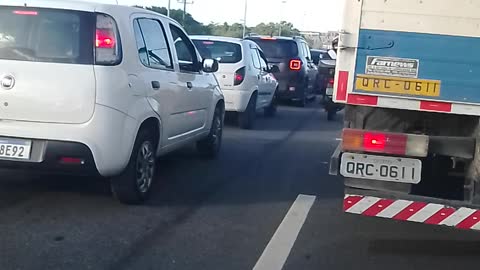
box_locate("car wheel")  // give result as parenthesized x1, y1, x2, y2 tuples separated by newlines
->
(239, 94, 257, 129)
(111, 128, 157, 205)
(295, 94, 307, 107)
(264, 91, 278, 117)
(197, 106, 224, 159)
(327, 109, 336, 121)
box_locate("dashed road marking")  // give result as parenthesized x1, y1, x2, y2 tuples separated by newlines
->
(253, 194, 316, 270)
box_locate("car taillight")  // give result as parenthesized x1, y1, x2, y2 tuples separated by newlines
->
(289, 59, 302, 71)
(95, 13, 121, 65)
(96, 29, 115, 49)
(234, 67, 246, 86)
(328, 78, 335, 86)
(342, 128, 429, 157)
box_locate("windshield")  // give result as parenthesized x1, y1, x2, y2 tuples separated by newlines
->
(251, 39, 298, 59)
(193, 40, 242, 63)
(0, 7, 95, 64)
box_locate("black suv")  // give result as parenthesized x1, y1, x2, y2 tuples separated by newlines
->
(246, 36, 318, 107)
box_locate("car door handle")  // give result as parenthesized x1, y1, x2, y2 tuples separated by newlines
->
(151, 81, 160, 90)
(186, 82, 193, 89)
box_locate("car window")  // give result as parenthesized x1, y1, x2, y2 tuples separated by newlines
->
(0, 7, 95, 64)
(136, 19, 172, 69)
(192, 40, 242, 64)
(169, 24, 200, 73)
(251, 39, 298, 59)
(320, 52, 332, 60)
(133, 20, 149, 67)
(258, 49, 267, 70)
(311, 51, 320, 65)
(251, 48, 261, 69)
(300, 43, 310, 60)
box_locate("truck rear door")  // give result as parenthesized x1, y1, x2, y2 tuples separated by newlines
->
(335, 0, 480, 116)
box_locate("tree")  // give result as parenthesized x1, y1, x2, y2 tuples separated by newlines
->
(133, 5, 300, 38)
(139, 6, 210, 35)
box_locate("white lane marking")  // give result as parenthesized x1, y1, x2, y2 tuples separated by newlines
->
(408, 204, 444, 223)
(335, 138, 342, 141)
(376, 200, 412, 218)
(253, 194, 316, 270)
(346, 197, 380, 214)
(440, 207, 476, 226)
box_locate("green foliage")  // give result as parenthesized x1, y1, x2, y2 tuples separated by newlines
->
(136, 6, 300, 38)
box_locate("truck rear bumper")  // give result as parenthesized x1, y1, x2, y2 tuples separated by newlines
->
(344, 189, 480, 231)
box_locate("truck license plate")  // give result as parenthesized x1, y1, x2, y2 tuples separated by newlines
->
(340, 153, 421, 184)
(355, 74, 441, 97)
(0, 138, 32, 160)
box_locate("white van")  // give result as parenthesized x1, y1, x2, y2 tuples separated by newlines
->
(191, 36, 279, 129)
(0, 1, 224, 204)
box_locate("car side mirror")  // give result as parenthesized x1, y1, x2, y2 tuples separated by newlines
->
(202, 58, 219, 73)
(269, 65, 280, 73)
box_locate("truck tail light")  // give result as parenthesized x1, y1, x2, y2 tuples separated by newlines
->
(342, 129, 429, 157)
(95, 13, 121, 65)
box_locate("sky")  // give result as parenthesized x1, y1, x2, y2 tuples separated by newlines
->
(80, 0, 343, 32)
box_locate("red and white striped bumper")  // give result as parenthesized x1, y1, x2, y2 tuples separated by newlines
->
(344, 195, 480, 230)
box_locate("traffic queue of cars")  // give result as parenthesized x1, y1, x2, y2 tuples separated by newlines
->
(0, 0, 333, 205)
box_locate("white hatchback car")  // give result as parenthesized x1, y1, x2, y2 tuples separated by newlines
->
(0, 1, 224, 204)
(191, 36, 279, 129)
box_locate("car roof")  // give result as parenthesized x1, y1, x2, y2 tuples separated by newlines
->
(1, 0, 170, 20)
(190, 35, 244, 44)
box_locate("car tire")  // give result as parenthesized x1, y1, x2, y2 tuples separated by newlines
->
(111, 128, 157, 205)
(327, 110, 336, 121)
(239, 94, 257, 129)
(197, 106, 224, 159)
(264, 91, 278, 117)
(295, 79, 308, 107)
(295, 94, 307, 107)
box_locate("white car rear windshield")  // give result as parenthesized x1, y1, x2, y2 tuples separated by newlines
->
(0, 7, 95, 64)
(193, 40, 242, 64)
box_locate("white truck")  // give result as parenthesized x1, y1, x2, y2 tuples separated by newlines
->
(330, 0, 480, 231)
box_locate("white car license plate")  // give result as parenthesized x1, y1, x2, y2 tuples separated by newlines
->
(340, 153, 422, 184)
(0, 138, 32, 160)
(326, 87, 334, 95)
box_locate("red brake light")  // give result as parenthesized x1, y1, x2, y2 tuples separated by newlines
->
(342, 129, 425, 156)
(13, 10, 38, 16)
(234, 67, 246, 86)
(363, 132, 387, 152)
(261, 37, 277, 40)
(328, 78, 335, 85)
(289, 60, 302, 71)
(96, 29, 115, 49)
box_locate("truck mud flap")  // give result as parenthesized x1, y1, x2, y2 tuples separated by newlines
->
(344, 193, 480, 231)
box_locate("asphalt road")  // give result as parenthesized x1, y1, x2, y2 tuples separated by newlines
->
(1, 102, 480, 270)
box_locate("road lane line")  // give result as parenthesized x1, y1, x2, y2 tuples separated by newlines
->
(253, 194, 316, 270)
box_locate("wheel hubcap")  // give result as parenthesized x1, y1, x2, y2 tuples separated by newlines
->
(136, 141, 155, 194)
